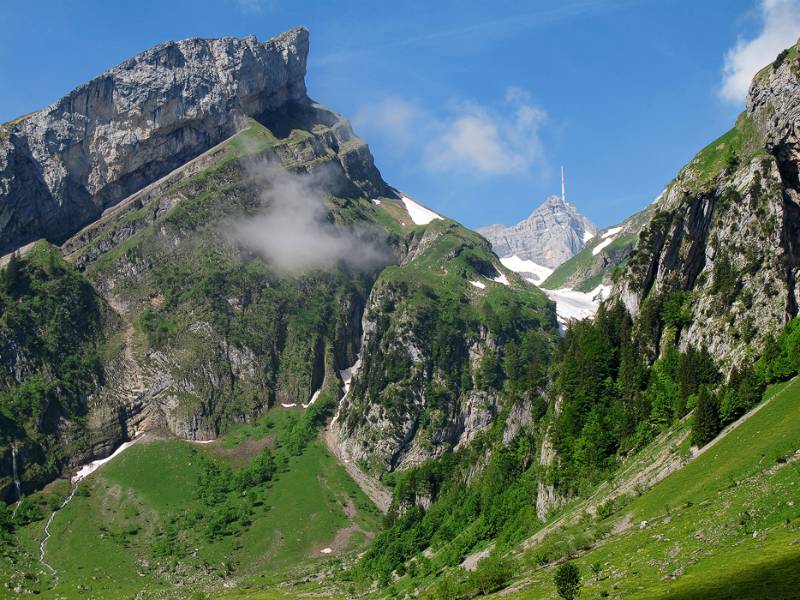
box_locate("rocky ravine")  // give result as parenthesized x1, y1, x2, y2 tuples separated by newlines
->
(0, 27, 309, 256)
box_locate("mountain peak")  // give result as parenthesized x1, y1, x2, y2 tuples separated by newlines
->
(478, 195, 596, 269)
(0, 27, 310, 256)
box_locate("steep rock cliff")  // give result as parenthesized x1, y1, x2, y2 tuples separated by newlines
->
(0, 29, 394, 501)
(335, 220, 558, 474)
(0, 28, 309, 255)
(614, 43, 800, 369)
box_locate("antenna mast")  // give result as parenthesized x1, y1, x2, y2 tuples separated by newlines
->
(561, 165, 565, 203)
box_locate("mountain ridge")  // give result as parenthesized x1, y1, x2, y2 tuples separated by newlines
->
(0, 27, 312, 256)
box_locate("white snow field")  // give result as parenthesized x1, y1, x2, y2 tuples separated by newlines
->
(401, 195, 443, 225)
(541, 284, 611, 328)
(499, 255, 553, 284)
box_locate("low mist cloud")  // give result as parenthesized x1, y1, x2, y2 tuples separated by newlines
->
(230, 160, 390, 274)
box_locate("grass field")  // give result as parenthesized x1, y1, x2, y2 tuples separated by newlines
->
(496, 377, 800, 599)
(7, 408, 382, 598)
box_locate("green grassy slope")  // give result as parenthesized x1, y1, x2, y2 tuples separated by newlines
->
(5, 409, 381, 598)
(498, 377, 800, 599)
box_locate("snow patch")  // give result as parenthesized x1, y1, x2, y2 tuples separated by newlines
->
(499, 255, 553, 284)
(542, 284, 611, 329)
(602, 226, 622, 239)
(280, 402, 297, 408)
(401, 195, 442, 225)
(320, 547, 333, 554)
(470, 280, 486, 289)
(72, 437, 142, 483)
(302, 388, 322, 409)
(582, 230, 595, 243)
(340, 354, 363, 398)
(493, 273, 510, 286)
(371, 198, 381, 205)
(592, 237, 614, 256)
(190, 439, 215, 445)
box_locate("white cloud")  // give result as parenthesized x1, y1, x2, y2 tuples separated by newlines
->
(354, 88, 547, 176)
(720, 0, 800, 102)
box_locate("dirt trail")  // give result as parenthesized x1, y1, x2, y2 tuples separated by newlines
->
(693, 376, 797, 460)
(323, 496, 375, 555)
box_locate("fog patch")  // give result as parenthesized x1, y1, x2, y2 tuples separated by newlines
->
(230, 159, 390, 274)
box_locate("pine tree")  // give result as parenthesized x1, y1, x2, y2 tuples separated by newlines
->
(692, 386, 720, 447)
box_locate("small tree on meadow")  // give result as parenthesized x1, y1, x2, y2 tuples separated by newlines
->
(554, 561, 581, 600)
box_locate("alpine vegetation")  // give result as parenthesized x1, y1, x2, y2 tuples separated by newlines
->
(1, 8, 800, 600)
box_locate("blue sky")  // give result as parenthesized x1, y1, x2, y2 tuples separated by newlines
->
(2, 0, 799, 229)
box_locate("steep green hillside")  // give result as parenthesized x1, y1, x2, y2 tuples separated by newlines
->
(498, 376, 800, 599)
(2, 407, 381, 597)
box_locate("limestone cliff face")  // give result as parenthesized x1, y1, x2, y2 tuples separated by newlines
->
(335, 277, 502, 473)
(0, 27, 309, 255)
(614, 43, 800, 369)
(0, 28, 394, 501)
(333, 222, 558, 475)
(479, 195, 596, 268)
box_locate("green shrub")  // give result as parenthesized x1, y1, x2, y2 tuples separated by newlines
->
(554, 561, 581, 600)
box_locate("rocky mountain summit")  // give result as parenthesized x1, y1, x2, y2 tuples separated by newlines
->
(0, 27, 310, 256)
(478, 195, 596, 269)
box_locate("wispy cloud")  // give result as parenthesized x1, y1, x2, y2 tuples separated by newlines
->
(315, 0, 643, 67)
(720, 0, 800, 102)
(354, 88, 547, 176)
(235, 0, 268, 15)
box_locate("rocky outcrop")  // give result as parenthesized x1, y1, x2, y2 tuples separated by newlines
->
(479, 195, 596, 268)
(333, 232, 556, 474)
(0, 27, 310, 255)
(614, 42, 800, 369)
